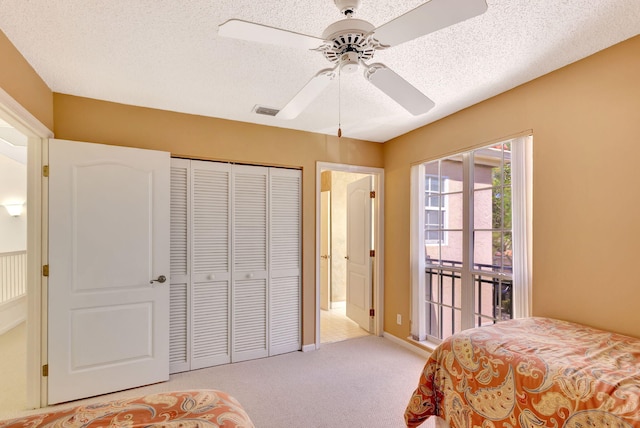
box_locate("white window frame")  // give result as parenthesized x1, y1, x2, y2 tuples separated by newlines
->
(410, 136, 532, 344)
(424, 174, 447, 246)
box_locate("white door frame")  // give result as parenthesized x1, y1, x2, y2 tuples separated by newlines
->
(0, 88, 53, 409)
(315, 162, 384, 350)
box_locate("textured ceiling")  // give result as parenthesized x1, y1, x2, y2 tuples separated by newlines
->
(0, 1, 638, 142)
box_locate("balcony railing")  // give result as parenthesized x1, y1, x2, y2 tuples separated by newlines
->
(425, 258, 512, 340)
(0, 251, 27, 305)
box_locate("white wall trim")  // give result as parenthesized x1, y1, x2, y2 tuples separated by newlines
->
(0, 296, 27, 335)
(301, 343, 317, 352)
(0, 317, 26, 336)
(0, 87, 52, 410)
(0, 87, 53, 139)
(382, 331, 432, 359)
(315, 162, 384, 350)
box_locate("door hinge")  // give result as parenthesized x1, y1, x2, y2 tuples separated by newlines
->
(370, 190, 376, 198)
(370, 250, 375, 257)
(43, 165, 49, 177)
(369, 309, 375, 317)
(42, 265, 49, 277)
(42, 364, 48, 377)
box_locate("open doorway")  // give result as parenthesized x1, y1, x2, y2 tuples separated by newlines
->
(0, 90, 50, 414)
(316, 163, 384, 348)
(0, 117, 28, 415)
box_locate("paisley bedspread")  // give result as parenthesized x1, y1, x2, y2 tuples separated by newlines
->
(404, 317, 640, 428)
(1, 390, 254, 427)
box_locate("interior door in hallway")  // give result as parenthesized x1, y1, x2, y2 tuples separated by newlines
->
(320, 191, 331, 311)
(48, 139, 170, 404)
(345, 176, 373, 332)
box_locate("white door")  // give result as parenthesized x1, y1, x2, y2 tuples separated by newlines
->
(269, 168, 302, 356)
(346, 176, 373, 332)
(320, 191, 331, 311)
(168, 158, 191, 374)
(190, 160, 232, 369)
(232, 164, 269, 362)
(48, 139, 170, 404)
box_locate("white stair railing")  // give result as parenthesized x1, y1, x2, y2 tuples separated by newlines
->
(0, 250, 27, 304)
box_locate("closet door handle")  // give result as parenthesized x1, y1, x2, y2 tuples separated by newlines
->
(150, 275, 167, 284)
(247, 273, 254, 279)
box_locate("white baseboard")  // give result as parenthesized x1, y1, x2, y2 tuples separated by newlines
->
(330, 301, 346, 309)
(301, 343, 316, 352)
(0, 295, 27, 335)
(0, 317, 25, 336)
(383, 331, 432, 359)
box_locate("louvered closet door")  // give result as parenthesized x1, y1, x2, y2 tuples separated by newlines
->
(169, 159, 190, 374)
(232, 165, 269, 363)
(191, 160, 232, 369)
(269, 168, 302, 355)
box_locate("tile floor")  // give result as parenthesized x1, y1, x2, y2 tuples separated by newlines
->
(320, 306, 370, 344)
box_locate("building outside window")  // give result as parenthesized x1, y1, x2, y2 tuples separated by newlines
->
(424, 174, 445, 245)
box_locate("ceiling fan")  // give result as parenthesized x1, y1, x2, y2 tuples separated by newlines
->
(218, 0, 488, 119)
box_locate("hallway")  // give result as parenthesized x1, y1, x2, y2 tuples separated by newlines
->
(0, 322, 26, 418)
(320, 306, 369, 344)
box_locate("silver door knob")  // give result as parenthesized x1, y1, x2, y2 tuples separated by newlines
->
(150, 275, 167, 284)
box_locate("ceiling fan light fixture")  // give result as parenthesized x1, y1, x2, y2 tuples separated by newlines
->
(339, 51, 360, 73)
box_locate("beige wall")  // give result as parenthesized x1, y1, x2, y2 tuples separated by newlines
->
(0, 30, 53, 130)
(52, 93, 384, 346)
(384, 35, 640, 340)
(3, 25, 640, 347)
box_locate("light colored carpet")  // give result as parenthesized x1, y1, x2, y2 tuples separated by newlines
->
(1, 335, 438, 427)
(0, 322, 26, 415)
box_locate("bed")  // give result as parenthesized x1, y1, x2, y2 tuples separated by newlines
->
(404, 317, 640, 428)
(0, 390, 254, 427)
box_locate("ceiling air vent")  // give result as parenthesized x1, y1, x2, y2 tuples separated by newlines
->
(253, 105, 280, 117)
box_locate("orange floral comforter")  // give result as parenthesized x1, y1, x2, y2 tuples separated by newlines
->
(1, 390, 254, 427)
(405, 317, 640, 428)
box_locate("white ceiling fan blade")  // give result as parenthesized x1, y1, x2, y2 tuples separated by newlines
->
(277, 68, 337, 119)
(373, 0, 488, 47)
(365, 63, 435, 115)
(218, 19, 325, 50)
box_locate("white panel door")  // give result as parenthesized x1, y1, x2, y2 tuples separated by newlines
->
(269, 168, 301, 356)
(232, 164, 268, 362)
(48, 139, 170, 404)
(190, 160, 232, 369)
(320, 191, 331, 311)
(346, 176, 373, 332)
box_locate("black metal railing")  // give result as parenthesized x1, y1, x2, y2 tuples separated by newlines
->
(425, 258, 513, 339)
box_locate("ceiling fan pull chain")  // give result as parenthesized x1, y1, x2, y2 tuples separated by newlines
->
(338, 64, 342, 138)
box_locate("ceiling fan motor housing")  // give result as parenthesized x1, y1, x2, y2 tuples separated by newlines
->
(320, 18, 379, 65)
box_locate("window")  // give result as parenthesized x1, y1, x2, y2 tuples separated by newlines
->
(424, 175, 445, 245)
(411, 137, 532, 343)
